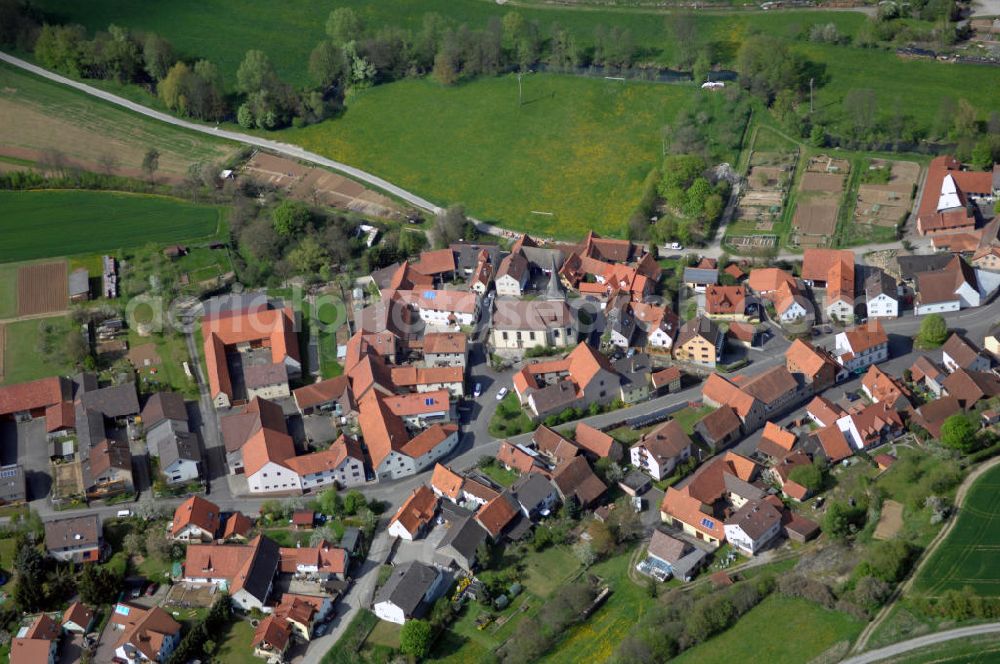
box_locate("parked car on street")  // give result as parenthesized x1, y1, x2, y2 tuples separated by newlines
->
(474, 383, 482, 398)
(496, 387, 509, 401)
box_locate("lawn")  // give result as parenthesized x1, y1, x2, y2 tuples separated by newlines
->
(541, 546, 651, 664)
(2, 316, 76, 384)
(671, 405, 716, 435)
(0, 190, 226, 263)
(0, 264, 17, 319)
(0, 63, 235, 178)
(216, 619, 260, 664)
(489, 392, 535, 438)
(671, 596, 863, 664)
(262, 528, 313, 548)
(323, 609, 379, 664)
(479, 463, 519, 488)
(913, 462, 1000, 597)
(0, 538, 15, 579)
(281, 74, 695, 238)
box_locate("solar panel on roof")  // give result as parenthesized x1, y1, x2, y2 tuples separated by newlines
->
(0, 468, 16, 479)
(700, 517, 715, 529)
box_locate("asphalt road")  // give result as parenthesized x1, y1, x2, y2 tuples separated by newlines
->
(0, 51, 442, 216)
(840, 623, 1000, 664)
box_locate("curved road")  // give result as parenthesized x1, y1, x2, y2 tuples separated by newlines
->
(840, 623, 1000, 663)
(0, 51, 443, 215)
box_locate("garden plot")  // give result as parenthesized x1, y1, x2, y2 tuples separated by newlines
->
(873, 499, 905, 540)
(17, 261, 67, 316)
(791, 156, 850, 249)
(242, 152, 405, 220)
(854, 159, 919, 228)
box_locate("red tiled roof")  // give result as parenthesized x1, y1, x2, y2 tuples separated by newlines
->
(242, 427, 296, 477)
(574, 423, 617, 458)
(476, 494, 519, 537)
(431, 463, 464, 500)
(172, 496, 221, 537)
(293, 376, 351, 410)
(400, 423, 458, 458)
(202, 306, 298, 404)
(816, 425, 853, 462)
(284, 435, 364, 477)
(0, 376, 69, 416)
(389, 486, 438, 536)
(413, 248, 456, 276)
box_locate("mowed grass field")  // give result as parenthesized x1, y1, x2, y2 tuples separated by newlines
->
(32, 0, 863, 86)
(282, 74, 694, 237)
(671, 596, 864, 664)
(0, 63, 235, 178)
(913, 462, 1000, 597)
(2, 316, 75, 384)
(0, 190, 226, 262)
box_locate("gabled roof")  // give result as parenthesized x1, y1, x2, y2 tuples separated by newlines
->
(633, 419, 692, 463)
(862, 365, 911, 407)
(358, 392, 410, 469)
(141, 391, 188, 429)
(62, 601, 94, 630)
(413, 248, 456, 276)
(202, 305, 298, 404)
(220, 397, 287, 454)
(252, 615, 291, 652)
(740, 366, 799, 407)
(223, 512, 253, 540)
(0, 376, 72, 416)
(942, 333, 986, 369)
(389, 486, 438, 536)
(703, 373, 758, 419)
(551, 456, 607, 506)
(475, 493, 519, 537)
(574, 423, 617, 458)
(760, 422, 796, 453)
(375, 561, 439, 616)
(114, 605, 181, 662)
(695, 405, 742, 443)
(806, 396, 844, 427)
(496, 440, 542, 474)
(172, 496, 221, 537)
(839, 321, 888, 355)
(705, 285, 746, 315)
(284, 435, 364, 476)
(943, 368, 1000, 408)
(423, 332, 468, 355)
(913, 395, 963, 438)
(815, 425, 852, 462)
(911, 355, 944, 383)
(646, 529, 688, 564)
(492, 299, 573, 331)
(747, 268, 795, 294)
(786, 339, 838, 382)
(676, 316, 721, 348)
(242, 427, 296, 477)
(431, 463, 465, 501)
(45, 515, 100, 552)
(533, 425, 580, 463)
(292, 376, 352, 410)
(725, 498, 782, 540)
(496, 250, 529, 282)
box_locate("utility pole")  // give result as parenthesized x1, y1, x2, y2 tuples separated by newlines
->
(809, 78, 814, 114)
(517, 72, 523, 107)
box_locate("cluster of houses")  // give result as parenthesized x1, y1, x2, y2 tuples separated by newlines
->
(32, 495, 359, 663)
(0, 372, 202, 505)
(372, 422, 630, 625)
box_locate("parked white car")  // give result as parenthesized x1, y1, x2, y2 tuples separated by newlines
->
(496, 387, 509, 401)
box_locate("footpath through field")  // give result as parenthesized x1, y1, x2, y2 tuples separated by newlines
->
(841, 623, 1000, 664)
(0, 52, 443, 216)
(851, 454, 1000, 653)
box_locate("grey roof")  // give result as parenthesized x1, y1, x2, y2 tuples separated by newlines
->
(371, 262, 402, 290)
(340, 527, 361, 552)
(676, 316, 722, 348)
(75, 406, 108, 450)
(202, 292, 270, 317)
(45, 515, 100, 552)
(527, 380, 578, 415)
(520, 246, 565, 272)
(69, 269, 89, 296)
(244, 363, 288, 389)
(80, 382, 139, 419)
(671, 546, 708, 580)
(375, 561, 440, 617)
(613, 353, 652, 387)
(607, 299, 637, 343)
(450, 243, 501, 272)
(436, 516, 489, 569)
(511, 473, 556, 512)
(865, 269, 898, 300)
(619, 470, 651, 493)
(723, 474, 766, 502)
(141, 392, 188, 430)
(241, 536, 281, 604)
(159, 430, 202, 470)
(0, 464, 25, 504)
(683, 268, 719, 285)
(895, 254, 953, 281)
(492, 299, 573, 331)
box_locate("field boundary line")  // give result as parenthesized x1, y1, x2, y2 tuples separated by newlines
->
(852, 455, 1000, 654)
(0, 51, 444, 217)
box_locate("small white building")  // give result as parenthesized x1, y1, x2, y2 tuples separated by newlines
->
(834, 321, 889, 373)
(723, 499, 782, 556)
(495, 251, 530, 297)
(373, 562, 445, 625)
(865, 270, 899, 319)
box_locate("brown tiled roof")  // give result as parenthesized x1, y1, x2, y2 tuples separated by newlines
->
(862, 365, 911, 407)
(141, 391, 187, 429)
(114, 606, 181, 662)
(574, 423, 617, 458)
(0, 376, 71, 416)
(292, 376, 351, 410)
(241, 427, 295, 476)
(786, 339, 837, 382)
(497, 251, 529, 282)
(389, 486, 438, 535)
(284, 434, 364, 477)
(358, 392, 409, 469)
(45, 515, 100, 552)
(534, 425, 580, 463)
(492, 299, 573, 331)
(740, 366, 798, 407)
(705, 285, 746, 315)
(806, 396, 844, 427)
(423, 332, 468, 355)
(475, 493, 519, 537)
(943, 369, 1000, 408)
(496, 441, 542, 474)
(634, 419, 692, 462)
(815, 426, 852, 462)
(913, 396, 963, 437)
(910, 356, 943, 383)
(413, 248, 456, 276)
(703, 373, 758, 419)
(942, 333, 984, 369)
(651, 366, 682, 388)
(223, 512, 253, 539)
(676, 316, 721, 348)
(696, 405, 742, 443)
(728, 322, 756, 342)
(761, 422, 796, 452)
(747, 268, 795, 294)
(172, 496, 221, 537)
(400, 423, 459, 458)
(252, 615, 291, 652)
(63, 602, 94, 630)
(646, 529, 687, 564)
(551, 456, 607, 506)
(840, 321, 888, 354)
(45, 401, 75, 432)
